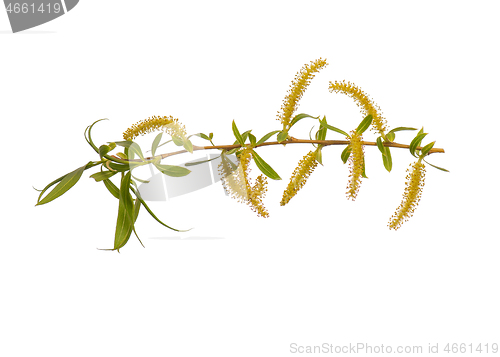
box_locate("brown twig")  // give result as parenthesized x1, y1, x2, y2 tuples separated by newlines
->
(120, 137, 444, 163)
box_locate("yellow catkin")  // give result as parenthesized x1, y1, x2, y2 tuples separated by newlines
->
(280, 150, 318, 206)
(329, 80, 388, 136)
(123, 115, 186, 141)
(346, 130, 365, 201)
(388, 161, 426, 230)
(277, 58, 328, 130)
(218, 149, 269, 218)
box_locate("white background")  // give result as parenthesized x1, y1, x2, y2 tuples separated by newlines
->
(1, 1, 499, 356)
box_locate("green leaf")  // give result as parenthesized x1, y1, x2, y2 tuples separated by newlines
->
(131, 174, 150, 184)
(114, 172, 135, 251)
(385, 132, 395, 142)
(226, 147, 239, 155)
(376, 136, 386, 156)
(131, 198, 144, 248)
(114, 140, 135, 149)
(129, 142, 145, 161)
(107, 161, 144, 172)
(172, 136, 184, 146)
(316, 120, 327, 141)
(382, 146, 392, 172)
(315, 147, 323, 165)
(155, 139, 173, 150)
(420, 141, 435, 157)
(251, 150, 281, 180)
(361, 157, 368, 178)
(193, 133, 211, 142)
(151, 132, 163, 157)
(209, 133, 213, 140)
(85, 118, 108, 154)
(320, 119, 349, 137)
(129, 186, 188, 232)
(341, 145, 351, 164)
(388, 127, 417, 134)
(248, 133, 256, 146)
(99, 144, 112, 159)
(36, 162, 92, 206)
(289, 113, 319, 128)
(90, 170, 117, 182)
(103, 178, 120, 199)
(182, 138, 194, 153)
(240, 130, 252, 144)
(356, 114, 373, 135)
(185, 155, 221, 166)
(256, 130, 281, 145)
(154, 163, 191, 177)
(410, 132, 428, 158)
(124, 146, 134, 160)
(423, 159, 449, 172)
(232, 120, 245, 146)
(277, 130, 288, 143)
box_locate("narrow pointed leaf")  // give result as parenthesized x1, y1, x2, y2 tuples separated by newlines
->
(256, 130, 281, 145)
(423, 159, 450, 172)
(376, 136, 386, 156)
(85, 118, 108, 154)
(248, 133, 256, 146)
(320, 119, 349, 137)
(36, 162, 92, 206)
(183, 138, 194, 153)
(232, 120, 245, 146)
(103, 178, 120, 199)
(316, 121, 327, 141)
(341, 145, 351, 164)
(129, 142, 145, 161)
(99, 145, 112, 159)
(154, 163, 191, 177)
(107, 161, 144, 172)
(251, 150, 281, 180)
(185, 155, 221, 166)
(388, 127, 417, 134)
(383, 147, 393, 172)
(114, 172, 135, 251)
(114, 140, 135, 148)
(361, 156, 368, 178)
(196, 133, 210, 141)
(130, 186, 189, 232)
(172, 136, 184, 146)
(289, 113, 319, 128)
(420, 141, 436, 157)
(386, 132, 395, 142)
(151, 132, 163, 156)
(410, 132, 428, 157)
(315, 148, 323, 165)
(277, 130, 288, 143)
(90, 170, 117, 182)
(356, 114, 373, 135)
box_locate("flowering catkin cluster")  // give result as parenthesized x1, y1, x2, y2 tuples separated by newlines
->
(346, 130, 365, 201)
(277, 58, 328, 130)
(123, 115, 187, 141)
(280, 150, 318, 206)
(388, 161, 426, 230)
(329, 80, 388, 136)
(218, 149, 269, 218)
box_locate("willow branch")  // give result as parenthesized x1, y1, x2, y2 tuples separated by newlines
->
(118, 136, 444, 163)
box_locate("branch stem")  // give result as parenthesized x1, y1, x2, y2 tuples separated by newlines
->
(122, 137, 445, 163)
